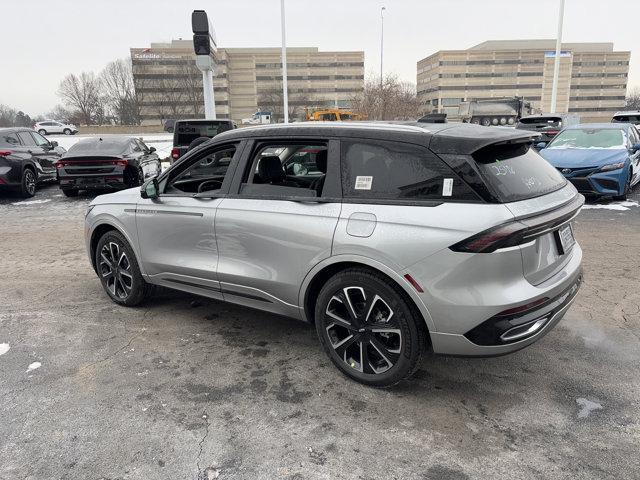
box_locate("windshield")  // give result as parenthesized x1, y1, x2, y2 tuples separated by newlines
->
(547, 128, 627, 150)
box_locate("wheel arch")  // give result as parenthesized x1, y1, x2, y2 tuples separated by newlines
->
(89, 220, 143, 275)
(299, 255, 436, 334)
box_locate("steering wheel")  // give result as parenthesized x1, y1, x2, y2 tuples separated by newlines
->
(197, 179, 223, 193)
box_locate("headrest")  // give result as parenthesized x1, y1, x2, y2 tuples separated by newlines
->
(315, 150, 328, 173)
(258, 156, 285, 182)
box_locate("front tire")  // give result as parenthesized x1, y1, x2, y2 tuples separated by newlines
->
(315, 268, 426, 387)
(95, 230, 152, 306)
(37, 129, 47, 136)
(63, 128, 72, 135)
(20, 168, 37, 198)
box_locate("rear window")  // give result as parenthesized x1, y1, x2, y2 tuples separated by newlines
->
(473, 143, 566, 203)
(0, 133, 20, 147)
(175, 121, 233, 146)
(67, 138, 130, 156)
(342, 140, 478, 202)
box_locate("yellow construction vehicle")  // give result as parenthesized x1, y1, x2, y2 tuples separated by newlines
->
(305, 108, 367, 122)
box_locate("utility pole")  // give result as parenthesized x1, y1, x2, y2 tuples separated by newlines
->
(380, 6, 386, 89)
(192, 10, 217, 119)
(550, 0, 566, 113)
(280, 0, 289, 123)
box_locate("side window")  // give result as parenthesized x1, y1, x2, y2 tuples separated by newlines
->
(0, 133, 20, 147)
(240, 141, 328, 197)
(17, 132, 36, 147)
(30, 132, 50, 147)
(341, 140, 477, 202)
(165, 144, 237, 194)
(131, 140, 142, 152)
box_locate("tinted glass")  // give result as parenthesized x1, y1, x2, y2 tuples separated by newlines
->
(518, 116, 562, 127)
(612, 115, 640, 123)
(31, 132, 50, 147)
(0, 133, 20, 147)
(66, 138, 130, 156)
(175, 121, 233, 146)
(342, 140, 477, 201)
(17, 132, 36, 146)
(168, 145, 236, 194)
(547, 128, 627, 149)
(473, 144, 566, 203)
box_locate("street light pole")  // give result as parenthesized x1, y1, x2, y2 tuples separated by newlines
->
(280, 0, 289, 123)
(380, 6, 386, 88)
(550, 0, 566, 113)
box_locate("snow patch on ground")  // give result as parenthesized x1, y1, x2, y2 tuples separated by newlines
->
(26, 361, 41, 372)
(11, 199, 51, 206)
(0, 343, 9, 356)
(576, 398, 603, 418)
(582, 200, 639, 211)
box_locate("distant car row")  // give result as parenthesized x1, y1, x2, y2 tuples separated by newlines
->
(0, 127, 161, 198)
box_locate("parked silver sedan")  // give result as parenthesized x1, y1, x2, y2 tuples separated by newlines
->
(84, 122, 583, 386)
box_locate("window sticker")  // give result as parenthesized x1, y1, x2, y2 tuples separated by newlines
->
(442, 178, 453, 196)
(354, 176, 373, 190)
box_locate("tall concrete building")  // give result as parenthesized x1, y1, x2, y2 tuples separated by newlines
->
(417, 40, 630, 123)
(131, 39, 364, 124)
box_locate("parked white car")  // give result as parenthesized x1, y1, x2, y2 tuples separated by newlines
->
(34, 120, 78, 136)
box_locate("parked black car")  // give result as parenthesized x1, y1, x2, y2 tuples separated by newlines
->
(57, 136, 161, 197)
(516, 114, 579, 148)
(0, 127, 64, 197)
(170, 119, 236, 163)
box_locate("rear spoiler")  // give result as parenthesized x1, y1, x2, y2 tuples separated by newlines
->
(428, 124, 540, 155)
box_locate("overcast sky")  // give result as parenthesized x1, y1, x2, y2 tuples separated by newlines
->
(2, 0, 639, 115)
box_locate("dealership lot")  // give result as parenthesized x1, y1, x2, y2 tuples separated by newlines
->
(0, 185, 639, 479)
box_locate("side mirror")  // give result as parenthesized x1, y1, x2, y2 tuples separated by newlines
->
(535, 142, 547, 150)
(148, 146, 156, 153)
(140, 178, 159, 199)
(50, 140, 58, 148)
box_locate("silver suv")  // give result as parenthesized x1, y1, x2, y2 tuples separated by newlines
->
(85, 123, 583, 386)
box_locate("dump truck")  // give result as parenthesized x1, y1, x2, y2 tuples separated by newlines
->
(458, 97, 534, 127)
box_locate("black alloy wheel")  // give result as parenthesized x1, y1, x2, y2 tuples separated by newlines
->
(316, 268, 426, 387)
(21, 169, 36, 198)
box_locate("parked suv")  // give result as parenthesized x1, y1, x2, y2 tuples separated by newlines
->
(57, 136, 161, 197)
(170, 119, 236, 163)
(611, 111, 640, 127)
(0, 128, 63, 197)
(34, 120, 78, 136)
(85, 123, 584, 386)
(516, 114, 580, 148)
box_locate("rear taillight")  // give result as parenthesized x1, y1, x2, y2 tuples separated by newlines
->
(113, 159, 128, 166)
(450, 221, 528, 253)
(0, 150, 12, 157)
(171, 148, 180, 159)
(546, 130, 559, 136)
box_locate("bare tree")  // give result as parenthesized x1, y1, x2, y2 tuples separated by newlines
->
(57, 72, 103, 124)
(0, 104, 17, 127)
(258, 83, 311, 122)
(351, 74, 420, 121)
(624, 88, 640, 111)
(100, 58, 139, 125)
(177, 59, 204, 118)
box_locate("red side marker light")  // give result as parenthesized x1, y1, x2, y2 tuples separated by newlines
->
(404, 274, 424, 293)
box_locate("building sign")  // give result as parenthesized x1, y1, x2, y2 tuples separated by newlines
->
(132, 50, 184, 60)
(544, 51, 572, 58)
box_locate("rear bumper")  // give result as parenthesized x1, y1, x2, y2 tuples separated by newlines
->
(58, 174, 127, 190)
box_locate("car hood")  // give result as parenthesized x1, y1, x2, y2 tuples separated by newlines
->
(90, 187, 140, 206)
(540, 147, 629, 168)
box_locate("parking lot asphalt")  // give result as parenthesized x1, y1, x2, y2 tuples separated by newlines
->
(1, 185, 639, 480)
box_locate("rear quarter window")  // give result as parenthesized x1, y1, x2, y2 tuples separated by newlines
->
(341, 140, 478, 202)
(0, 133, 20, 147)
(473, 143, 567, 203)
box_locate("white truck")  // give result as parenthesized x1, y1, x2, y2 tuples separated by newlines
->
(242, 111, 273, 125)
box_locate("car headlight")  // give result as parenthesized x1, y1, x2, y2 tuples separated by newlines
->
(85, 205, 96, 218)
(600, 162, 626, 172)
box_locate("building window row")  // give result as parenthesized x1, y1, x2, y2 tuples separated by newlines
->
(142, 100, 229, 106)
(135, 73, 227, 79)
(258, 87, 362, 94)
(418, 84, 543, 94)
(439, 72, 542, 79)
(571, 72, 628, 78)
(440, 59, 544, 66)
(569, 95, 627, 101)
(255, 62, 364, 68)
(570, 84, 627, 90)
(568, 106, 622, 112)
(256, 74, 364, 81)
(573, 61, 629, 66)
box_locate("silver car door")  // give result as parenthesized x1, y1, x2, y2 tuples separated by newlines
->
(135, 142, 241, 297)
(214, 139, 341, 318)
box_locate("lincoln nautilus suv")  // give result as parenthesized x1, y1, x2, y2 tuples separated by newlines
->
(84, 122, 583, 386)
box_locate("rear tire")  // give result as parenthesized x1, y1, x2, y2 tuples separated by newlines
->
(20, 168, 37, 198)
(95, 230, 152, 306)
(315, 268, 427, 387)
(62, 188, 78, 197)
